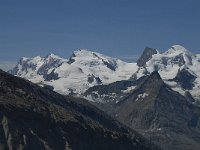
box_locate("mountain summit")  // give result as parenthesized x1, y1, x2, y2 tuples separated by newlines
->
(137, 47, 158, 67)
(102, 71, 200, 150)
(9, 45, 200, 103)
(133, 45, 200, 103)
(166, 45, 190, 54)
(9, 49, 137, 95)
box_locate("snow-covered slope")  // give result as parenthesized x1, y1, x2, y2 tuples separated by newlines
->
(84, 45, 200, 104)
(10, 49, 137, 95)
(9, 45, 200, 103)
(10, 53, 68, 83)
(134, 45, 200, 102)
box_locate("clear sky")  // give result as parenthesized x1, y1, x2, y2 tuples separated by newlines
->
(0, 0, 200, 70)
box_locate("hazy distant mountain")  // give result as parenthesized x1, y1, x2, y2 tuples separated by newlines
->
(0, 69, 158, 150)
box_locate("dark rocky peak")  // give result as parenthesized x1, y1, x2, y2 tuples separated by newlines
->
(137, 47, 158, 67)
(148, 71, 162, 80)
(137, 71, 164, 92)
(116, 71, 164, 108)
(109, 69, 200, 150)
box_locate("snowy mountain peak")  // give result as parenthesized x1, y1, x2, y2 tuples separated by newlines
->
(133, 45, 200, 103)
(20, 57, 29, 61)
(17, 56, 43, 67)
(68, 49, 103, 64)
(10, 50, 137, 95)
(73, 49, 94, 57)
(46, 53, 56, 57)
(8, 45, 200, 104)
(72, 49, 116, 62)
(45, 53, 63, 60)
(172, 45, 188, 51)
(68, 49, 119, 71)
(165, 45, 190, 55)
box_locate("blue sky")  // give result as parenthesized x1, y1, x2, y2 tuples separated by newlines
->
(0, 0, 200, 70)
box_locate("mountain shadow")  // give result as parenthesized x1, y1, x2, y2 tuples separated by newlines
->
(0, 69, 158, 150)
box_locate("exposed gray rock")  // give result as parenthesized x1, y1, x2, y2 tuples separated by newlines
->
(137, 47, 158, 67)
(43, 70, 59, 81)
(87, 74, 102, 84)
(67, 53, 76, 64)
(172, 67, 197, 90)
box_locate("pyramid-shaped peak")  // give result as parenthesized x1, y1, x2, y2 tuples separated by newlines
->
(137, 71, 163, 90)
(139, 71, 164, 89)
(149, 71, 162, 80)
(137, 47, 158, 67)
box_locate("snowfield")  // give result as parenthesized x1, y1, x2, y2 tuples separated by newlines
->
(10, 45, 200, 103)
(10, 49, 138, 95)
(135, 45, 200, 102)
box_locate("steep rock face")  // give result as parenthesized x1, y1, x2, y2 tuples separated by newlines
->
(0, 69, 158, 150)
(137, 47, 158, 67)
(101, 72, 200, 150)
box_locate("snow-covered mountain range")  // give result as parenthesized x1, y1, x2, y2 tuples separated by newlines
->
(9, 45, 200, 103)
(9, 50, 137, 95)
(134, 45, 200, 102)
